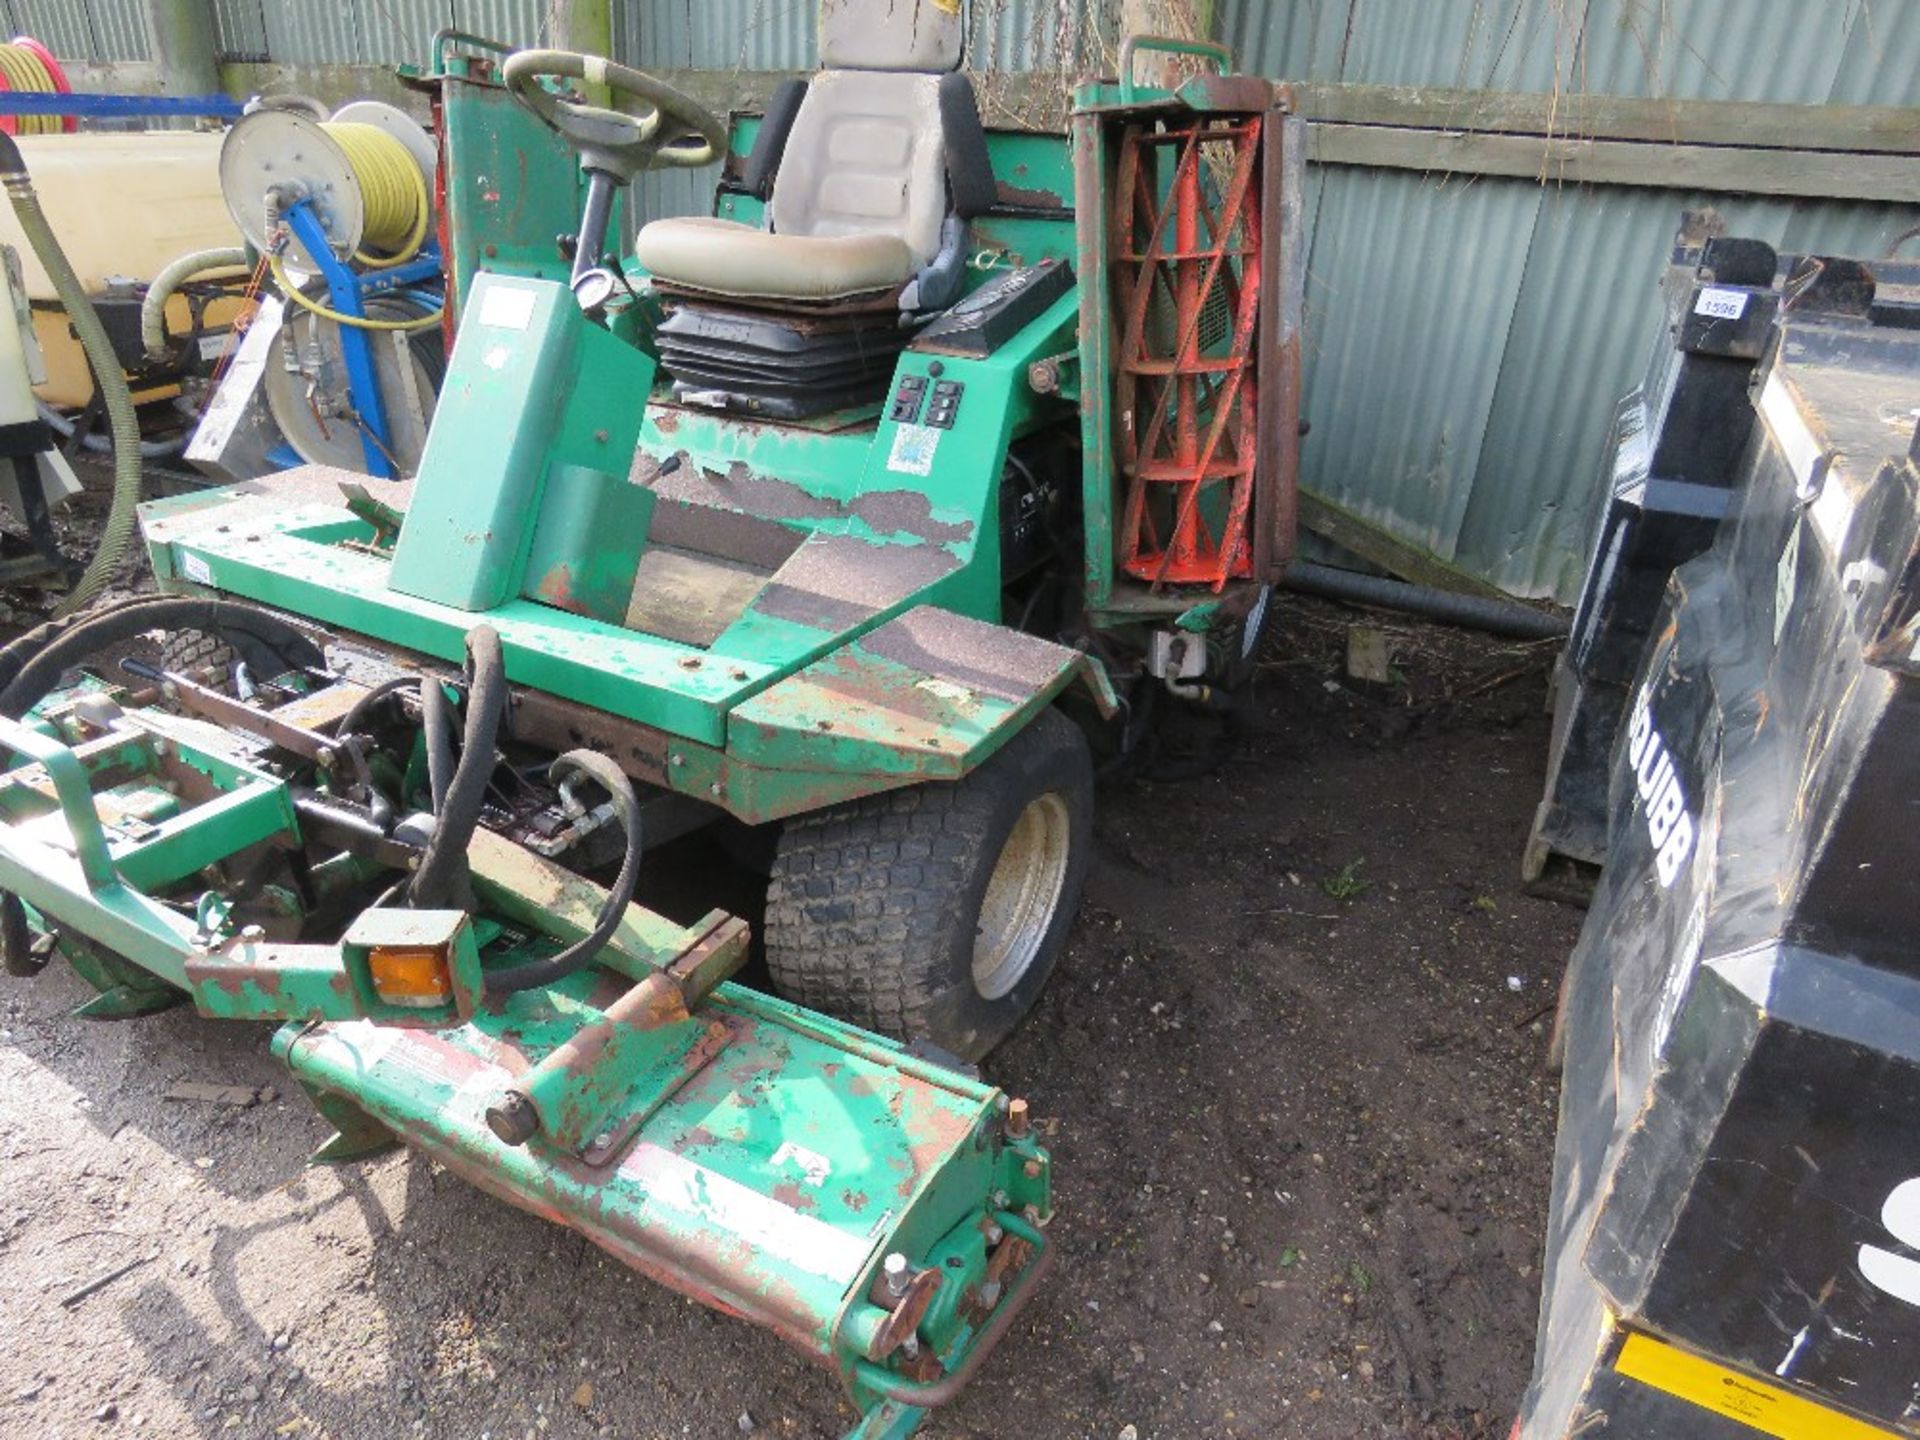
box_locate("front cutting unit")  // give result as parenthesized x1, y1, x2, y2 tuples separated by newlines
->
(0, 8, 1301, 1434)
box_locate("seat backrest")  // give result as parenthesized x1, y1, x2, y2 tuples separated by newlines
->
(770, 71, 948, 266)
(767, 0, 968, 270)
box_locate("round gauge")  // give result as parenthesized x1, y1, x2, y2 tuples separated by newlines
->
(571, 267, 620, 313)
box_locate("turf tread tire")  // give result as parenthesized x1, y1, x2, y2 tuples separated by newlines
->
(764, 707, 1092, 1060)
(160, 628, 237, 688)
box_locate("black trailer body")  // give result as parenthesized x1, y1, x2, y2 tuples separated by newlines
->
(1524, 212, 1779, 893)
(1518, 254, 1920, 1438)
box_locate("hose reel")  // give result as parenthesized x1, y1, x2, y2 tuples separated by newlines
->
(218, 101, 436, 273)
(0, 38, 75, 138)
(214, 100, 446, 475)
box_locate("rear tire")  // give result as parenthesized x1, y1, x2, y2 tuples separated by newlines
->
(764, 707, 1093, 1060)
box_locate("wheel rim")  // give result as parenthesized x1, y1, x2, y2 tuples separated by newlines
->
(972, 792, 1072, 1001)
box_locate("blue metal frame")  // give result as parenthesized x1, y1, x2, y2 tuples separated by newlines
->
(0, 93, 244, 119)
(281, 200, 443, 479)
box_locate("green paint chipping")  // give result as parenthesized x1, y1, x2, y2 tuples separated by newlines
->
(276, 969, 1052, 1425)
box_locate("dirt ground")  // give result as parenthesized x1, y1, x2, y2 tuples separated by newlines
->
(0, 486, 1583, 1440)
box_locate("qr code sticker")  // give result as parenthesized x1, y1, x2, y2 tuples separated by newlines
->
(887, 423, 940, 476)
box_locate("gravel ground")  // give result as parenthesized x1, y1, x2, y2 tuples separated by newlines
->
(0, 534, 1581, 1440)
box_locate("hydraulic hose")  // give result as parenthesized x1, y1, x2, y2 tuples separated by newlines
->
(140, 246, 249, 362)
(0, 594, 326, 718)
(419, 674, 454, 811)
(481, 750, 645, 995)
(0, 132, 143, 618)
(259, 120, 441, 331)
(0, 891, 46, 975)
(409, 626, 506, 909)
(335, 673, 421, 742)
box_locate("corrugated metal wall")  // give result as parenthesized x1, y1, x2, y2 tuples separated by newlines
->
(24, 0, 1920, 599)
(208, 2, 552, 65)
(1211, 0, 1920, 597)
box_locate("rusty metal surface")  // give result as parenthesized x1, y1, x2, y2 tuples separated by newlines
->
(747, 533, 961, 635)
(857, 605, 1084, 707)
(1113, 110, 1265, 592)
(726, 603, 1081, 779)
(279, 972, 1028, 1375)
(647, 459, 843, 525)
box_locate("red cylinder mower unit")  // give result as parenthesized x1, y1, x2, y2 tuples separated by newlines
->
(1111, 93, 1265, 591)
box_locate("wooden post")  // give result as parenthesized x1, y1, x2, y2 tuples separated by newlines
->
(1120, 0, 1216, 86)
(547, 0, 615, 57)
(142, 0, 220, 107)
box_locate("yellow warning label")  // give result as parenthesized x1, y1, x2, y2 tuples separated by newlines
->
(1615, 1332, 1902, 1440)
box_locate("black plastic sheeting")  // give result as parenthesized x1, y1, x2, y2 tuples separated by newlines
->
(1518, 248, 1920, 1435)
(1526, 212, 1779, 881)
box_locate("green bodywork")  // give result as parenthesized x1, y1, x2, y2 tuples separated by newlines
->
(0, 45, 1293, 1439)
(0, 693, 1052, 1435)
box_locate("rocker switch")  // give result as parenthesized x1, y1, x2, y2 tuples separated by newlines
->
(926, 380, 963, 429)
(889, 375, 926, 423)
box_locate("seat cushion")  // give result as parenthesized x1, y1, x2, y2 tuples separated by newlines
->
(635, 215, 914, 301)
(772, 70, 948, 268)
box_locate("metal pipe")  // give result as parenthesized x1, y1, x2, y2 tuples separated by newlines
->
(572, 170, 616, 284)
(1282, 561, 1569, 640)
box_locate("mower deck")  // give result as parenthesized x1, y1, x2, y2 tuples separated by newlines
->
(0, 683, 1050, 1439)
(282, 967, 1052, 1435)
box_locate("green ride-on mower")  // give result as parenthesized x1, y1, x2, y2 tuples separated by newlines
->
(0, 5, 1301, 1433)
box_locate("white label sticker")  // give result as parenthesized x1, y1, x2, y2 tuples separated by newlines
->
(1694, 286, 1748, 321)
(1774, 522, 1799, 646)
(1625, 692, 1696, 889)
(196, 331, 229, 362)
(180, 551, 214, 586)
(478, 284, 536, 331)
(886, 423, 940, 477)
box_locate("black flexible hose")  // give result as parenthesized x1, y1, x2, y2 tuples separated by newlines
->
(0, 596, 326, 718)
(1282, 562, 1569, 640)
(408, 626, 506, 909)
(419, 675, 455, 812)
(481, 749, 645, 995)
(335, 674, 420, 740)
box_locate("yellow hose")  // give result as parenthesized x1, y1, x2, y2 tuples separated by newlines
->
(324, 122, 429, 267)
(267, 121, 439, 331)
(0, 42, 61, 137)
(268, 254, 443, 331)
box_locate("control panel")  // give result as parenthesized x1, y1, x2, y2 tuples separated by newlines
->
(888, 373, 966, 430)
(909, 258, 1075, 358)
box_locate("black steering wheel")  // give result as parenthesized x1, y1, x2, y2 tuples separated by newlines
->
(502, 49, 726, 183)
